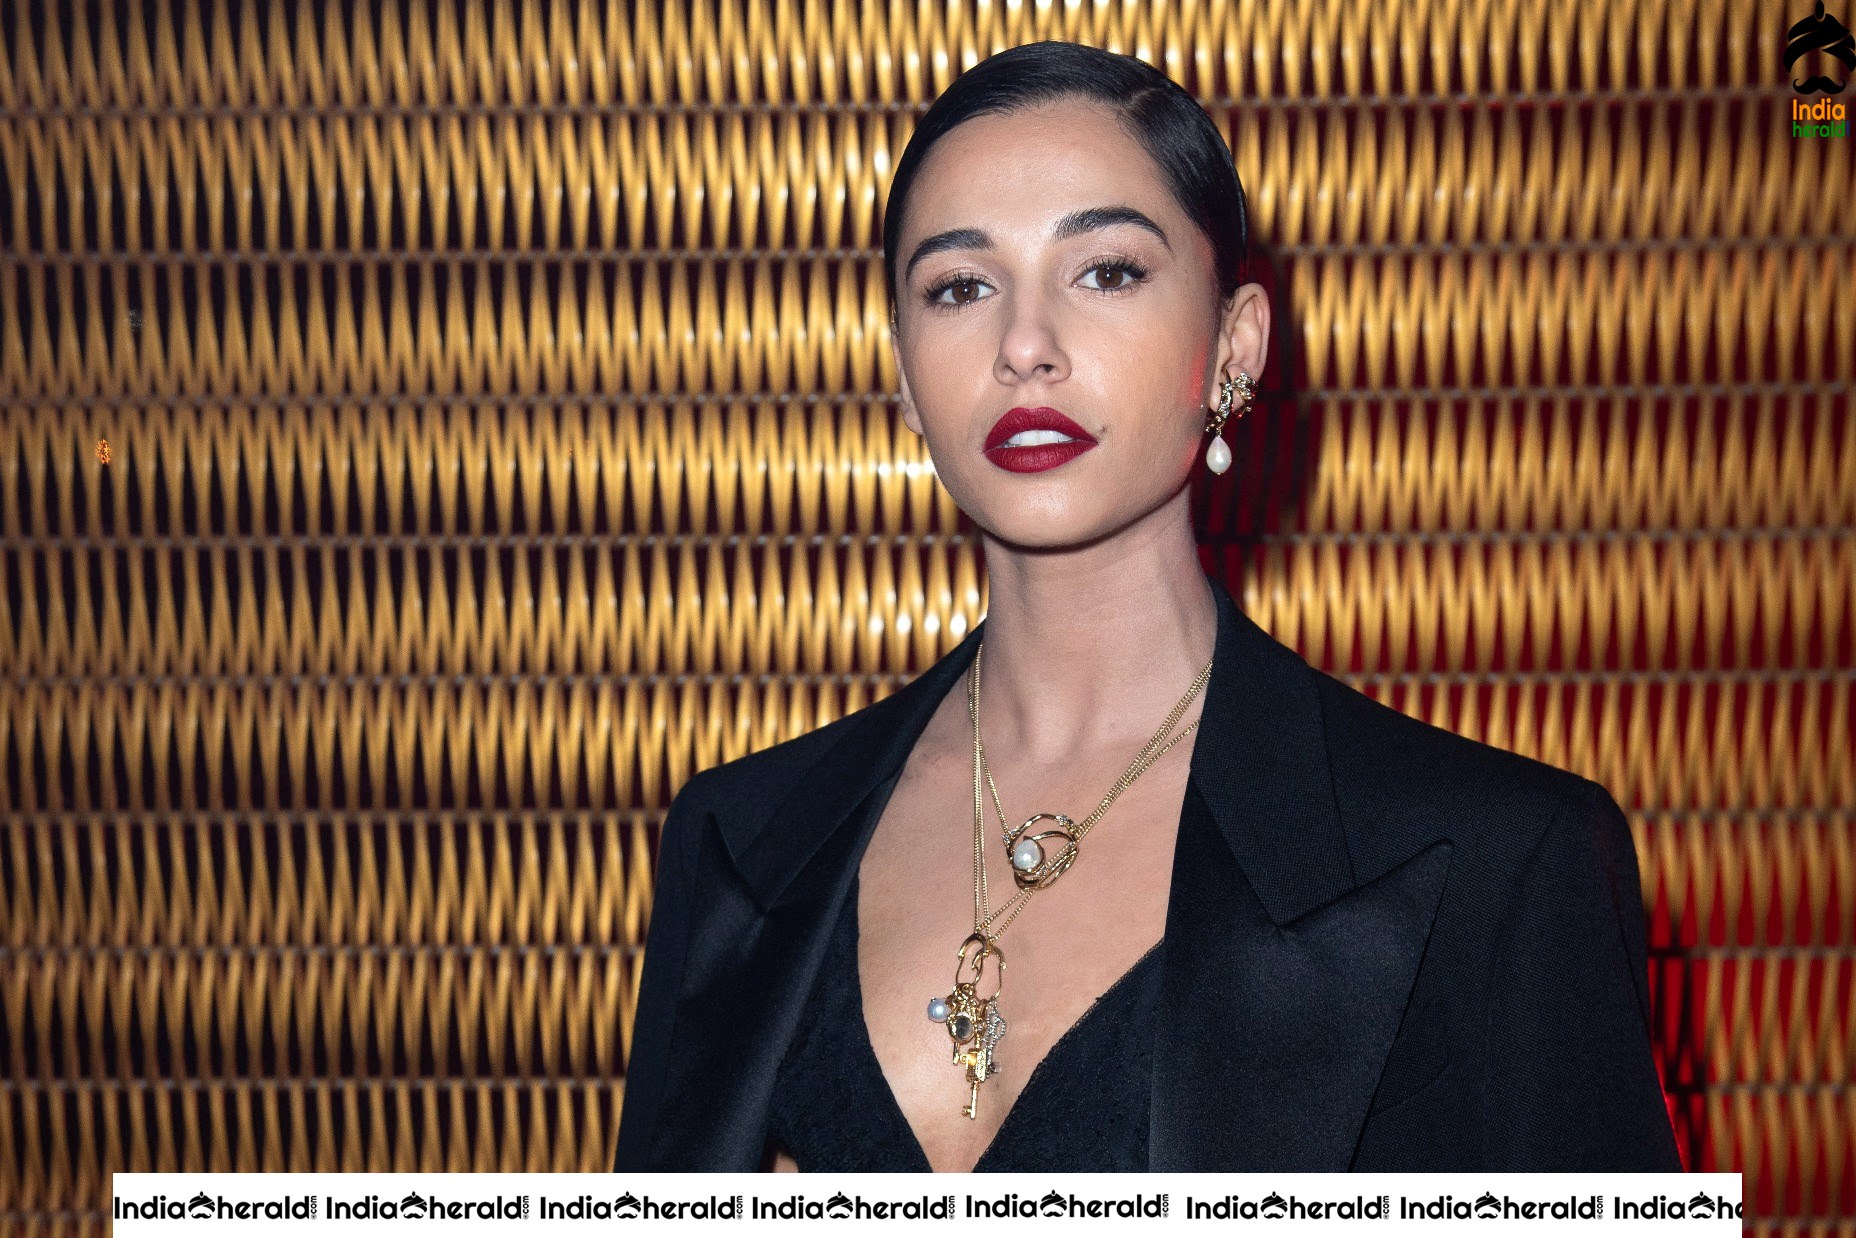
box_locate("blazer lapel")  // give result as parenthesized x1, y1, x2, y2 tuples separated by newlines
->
(1149, 578, 1453, 1169)
(656, 574, 1451, 1171)
(643, 621, 985, 1170)
(1150, 784, 1452, 1169)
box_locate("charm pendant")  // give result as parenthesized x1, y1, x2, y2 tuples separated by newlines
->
(956, 1000, 1008, 1119)
(1005, 812, 1079, 889)
(935, 934, 1008, 1118)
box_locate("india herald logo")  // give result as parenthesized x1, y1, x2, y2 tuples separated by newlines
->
(1786, 1, 1855, 93)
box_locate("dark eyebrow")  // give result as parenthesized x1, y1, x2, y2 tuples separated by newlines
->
(902, 205, 1171, 283)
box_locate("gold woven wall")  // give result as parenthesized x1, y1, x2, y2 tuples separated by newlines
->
(1, 1, 1851, 1233)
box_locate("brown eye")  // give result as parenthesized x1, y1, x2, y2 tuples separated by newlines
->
(924, 274, 994, 310)
(1079, 260, 1148, 293)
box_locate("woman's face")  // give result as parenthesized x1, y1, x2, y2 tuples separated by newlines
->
(889, 96, 1269, 550)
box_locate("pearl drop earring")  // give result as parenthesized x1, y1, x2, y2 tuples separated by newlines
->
(1204, 371, 1252, 475)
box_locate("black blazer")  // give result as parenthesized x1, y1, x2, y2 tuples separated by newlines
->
(614, 572, 1685, 1172)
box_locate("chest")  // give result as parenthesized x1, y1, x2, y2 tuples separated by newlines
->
(850, 734, 1190, 1171)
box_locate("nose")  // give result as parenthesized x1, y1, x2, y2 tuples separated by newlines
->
(992, 286, 1071, 386)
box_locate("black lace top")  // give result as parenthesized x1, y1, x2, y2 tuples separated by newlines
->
(766, 873, 1165, 1171)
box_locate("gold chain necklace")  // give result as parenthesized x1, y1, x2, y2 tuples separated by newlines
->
(925, 641, 1214, 1119)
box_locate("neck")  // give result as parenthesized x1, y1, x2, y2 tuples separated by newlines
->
(970, 504, 1219, 766)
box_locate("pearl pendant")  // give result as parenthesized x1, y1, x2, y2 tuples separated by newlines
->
(1206, 432, 1231, 474)
(1005, 813, 1080, 890)
(927, 996, 949, 1022)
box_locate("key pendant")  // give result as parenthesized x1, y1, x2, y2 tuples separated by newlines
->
(930, 934, 1008, 1119)
(957, 997, 1008, 1118)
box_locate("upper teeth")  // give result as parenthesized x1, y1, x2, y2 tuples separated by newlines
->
(1003, 429, 1078, 447)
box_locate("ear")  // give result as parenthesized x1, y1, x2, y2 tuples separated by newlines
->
(891, 322, 924, 436)
(1205, 282, 1272, 408)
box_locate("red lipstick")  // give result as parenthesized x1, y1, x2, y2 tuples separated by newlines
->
(983, 407, 1098, 473)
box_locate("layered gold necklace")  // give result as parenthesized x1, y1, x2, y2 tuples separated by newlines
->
(924, 640, 1214, 1119)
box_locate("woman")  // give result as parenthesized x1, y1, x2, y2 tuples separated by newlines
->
(613, 41, 1683, 1174)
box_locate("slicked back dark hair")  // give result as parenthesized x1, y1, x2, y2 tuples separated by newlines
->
(882, 40, 1250, 324)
